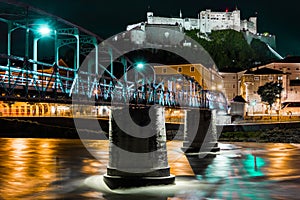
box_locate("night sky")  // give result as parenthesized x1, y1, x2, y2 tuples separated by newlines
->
(18, 0, 300, 57)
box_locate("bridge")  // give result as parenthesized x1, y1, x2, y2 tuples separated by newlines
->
(0, 1, 228, 189)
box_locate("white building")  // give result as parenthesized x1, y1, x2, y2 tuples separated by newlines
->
(128, 9, 257, 35)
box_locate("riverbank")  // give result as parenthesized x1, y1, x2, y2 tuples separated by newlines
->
(219, 120, 300, 143)
(0, 117, 109, 139)
(219, 127, 300, 143)
(1, 116, 300, 143)
(0, 117, 183, 140)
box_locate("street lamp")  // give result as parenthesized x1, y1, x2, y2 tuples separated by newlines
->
(123, 62, 157, 104)
(134, 62, 156, 84)
(33, 24, 54, 71)
(37, 25, 51, 36)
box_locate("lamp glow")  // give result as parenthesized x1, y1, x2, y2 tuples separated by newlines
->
(136, 63, 144, 69)
(38, 25, 51, 36)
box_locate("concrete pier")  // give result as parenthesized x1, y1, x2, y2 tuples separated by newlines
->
(104, 105, 175, 189)
(182, 109, 219, 154)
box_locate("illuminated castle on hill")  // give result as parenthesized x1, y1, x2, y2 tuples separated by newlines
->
(128, 8, 256, 34)
(127, 8, 276, 49)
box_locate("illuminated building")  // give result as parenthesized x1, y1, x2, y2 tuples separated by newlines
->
(154, 64, 223, 91)
(220, 57, 300, 117)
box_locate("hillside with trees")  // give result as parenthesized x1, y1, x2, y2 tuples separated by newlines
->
(185, 29, 277, 72)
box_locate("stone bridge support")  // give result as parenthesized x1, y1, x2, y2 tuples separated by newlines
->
(104, 105, 175, 189)
(182, 109, 219, 154)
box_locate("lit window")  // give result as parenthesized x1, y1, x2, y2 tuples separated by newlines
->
(190, 66, 195, 72)
(278, 76, 283, 81)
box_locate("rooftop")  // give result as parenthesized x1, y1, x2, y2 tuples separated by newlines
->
(245, 67, 284, 75)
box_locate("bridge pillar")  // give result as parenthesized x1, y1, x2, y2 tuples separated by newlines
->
(104, 105, 175, 189)
(182, 109, 219, 154)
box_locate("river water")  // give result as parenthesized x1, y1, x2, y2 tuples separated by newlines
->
(0, 138, 299, 200)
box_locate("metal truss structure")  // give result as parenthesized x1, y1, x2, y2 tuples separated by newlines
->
(0, 1, 228, 111)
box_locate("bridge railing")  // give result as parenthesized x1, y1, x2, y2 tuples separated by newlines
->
(0, 55, 228, 112)
(72, 72, 228, 112)
(0, 55, 75, 99)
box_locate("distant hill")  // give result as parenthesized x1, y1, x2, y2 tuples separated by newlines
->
(185, 29, 278, 72)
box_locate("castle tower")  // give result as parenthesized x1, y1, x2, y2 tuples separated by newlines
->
(249, 17, 257, 34)
(147, 12, 154, 24)
(232, 9, 241, 32)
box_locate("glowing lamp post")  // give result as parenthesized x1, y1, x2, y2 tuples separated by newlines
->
(135, 62, 156, 84)
(136, 63, 144, 69)
(33, 24, 53, 71)
(37, 25, 51, 36)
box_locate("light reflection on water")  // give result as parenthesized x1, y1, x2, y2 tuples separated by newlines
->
(0, 138, 299, 199)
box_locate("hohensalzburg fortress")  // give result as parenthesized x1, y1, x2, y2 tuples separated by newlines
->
(128, 8, 257, 34)
(127, 8, 276, 49)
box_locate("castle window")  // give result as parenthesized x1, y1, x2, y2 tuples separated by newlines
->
(190, 66, 195, 72)
(178, 67, 182, 73)
(233, 84, 235, 88)
(163, 68, 167, 73)
(254, 76, 259, 81)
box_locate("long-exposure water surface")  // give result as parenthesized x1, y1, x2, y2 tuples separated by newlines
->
(0, 138, 299, 199)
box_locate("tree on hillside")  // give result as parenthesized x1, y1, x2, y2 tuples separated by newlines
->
(185, 29, 276, 72)
(257, 82, 283, 114)
(250, 38, 276, 62)
(185, 29, 255, 71)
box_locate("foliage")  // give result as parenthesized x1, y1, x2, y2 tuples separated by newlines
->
(185, 29, 276, 72)
(250, 38, 276, 62)
(220, 127, 300, 143)
(257, 82, 283, 109)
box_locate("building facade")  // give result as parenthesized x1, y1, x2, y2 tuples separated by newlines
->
(128, 9, 257, 35)
(154, 64, 223, 92)
(220, 57, 300, 116)
(199, 9, 250, 34)
(219, 71, 245, 101)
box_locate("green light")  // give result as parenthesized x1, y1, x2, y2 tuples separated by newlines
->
(38, 25, 51, 36)
(136, 63, 144, 69)
(243, 154, 265, 177)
